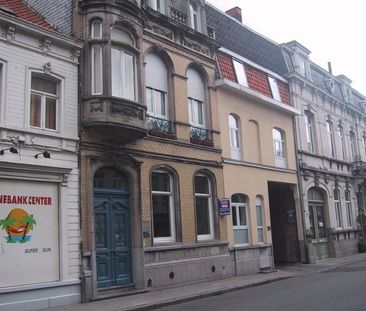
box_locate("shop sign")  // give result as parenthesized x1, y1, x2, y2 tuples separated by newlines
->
(218, 198, 231, 216)
(0, 180, 59, 287)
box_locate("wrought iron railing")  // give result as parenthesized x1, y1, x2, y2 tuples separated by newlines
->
(147, 116, 176, 139)
(170, 7, 187, 24)
(189, 126, 213, 147)
(352, 160, 366, 176)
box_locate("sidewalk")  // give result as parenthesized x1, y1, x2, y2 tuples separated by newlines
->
(43, 253, 366, 311)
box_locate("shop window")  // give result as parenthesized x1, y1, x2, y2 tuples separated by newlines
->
(30, 74, 59, 130)
(194, 174, 214, 240)
(150, 0, 165, 13)
(326, 120, 335, 157)
(338, 124, 346, 160)
(187, 68, 205, 128)
(229, 114, 241, 160)
(231, 193, 249, 245)
(255, 196, 264, 243)
(304, 110, 316, 153)
(273, 128, 287, 168)
(345, 190, 353, 228)
(111, 28, 137, 101)
(91, 20, 103, 95)
(334, 189, 342, 229)
(268, 76, 281, 101)
(151, 170, 175, 243)
(233, 59, 248, 87)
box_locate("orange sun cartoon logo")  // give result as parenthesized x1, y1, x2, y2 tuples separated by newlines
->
(0, 208, 37, 243)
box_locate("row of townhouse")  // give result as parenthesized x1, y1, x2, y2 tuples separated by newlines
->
(0, 0, 365, 310)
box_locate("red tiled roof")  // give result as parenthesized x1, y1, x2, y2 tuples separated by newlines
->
(0, 0, 57, 32)
(245, 66, 272, 98)
(217, 53, 236, 81)
(278, 81, 290, 105)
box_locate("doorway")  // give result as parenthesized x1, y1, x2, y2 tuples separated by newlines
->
(93, 167, 132, 288)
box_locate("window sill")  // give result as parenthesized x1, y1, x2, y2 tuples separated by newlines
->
(145, 240, 228, 252)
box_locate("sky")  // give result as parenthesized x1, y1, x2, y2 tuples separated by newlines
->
(207, 0, 366, 96)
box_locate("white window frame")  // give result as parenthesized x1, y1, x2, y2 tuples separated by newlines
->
(188, 98, 205, 128)
(231, 194, 250, 246)
(338, 124, 346, 160)
(0, 60, 6, 124)
(233, 59, 248, 87)
(349, 130, 357, 161)
(256, 196, 265, 244)
(229, 114, 241, 160)
(150, 0, 165, 13)
(29, 72, 61, 132)
(146, 87, 167, 119)
(363, 135, 366, 161)
(268, 76, 281, 101)
(297, 56, 306, 76)
(273, 128, 287, 168)
(111, 47, 137, 101)
(345, 190, 353, 228)
(195, 174, 214, 241)
(326, 120, 335, 158)
(189, 1, 200, 31)
(304, 110, 315, 153)
(91, 44, 103, 95)
(151, 170, 175, 243)
(334, 189, 342, 229)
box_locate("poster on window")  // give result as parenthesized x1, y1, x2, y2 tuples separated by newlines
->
(0, 179, 59, 287)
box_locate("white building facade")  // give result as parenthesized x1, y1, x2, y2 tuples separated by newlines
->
(0, 8, 82, 311)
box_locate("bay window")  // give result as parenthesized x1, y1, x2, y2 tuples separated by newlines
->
(91, 20, 103, 95)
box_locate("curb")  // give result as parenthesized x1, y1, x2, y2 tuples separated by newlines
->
(123, 275, 294, 311)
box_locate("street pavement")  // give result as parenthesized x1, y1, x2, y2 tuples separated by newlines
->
(42, 253, 366, 311)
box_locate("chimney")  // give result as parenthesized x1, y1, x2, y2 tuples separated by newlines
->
(225, 6, 242, 23)
(327, 62, 333, 75)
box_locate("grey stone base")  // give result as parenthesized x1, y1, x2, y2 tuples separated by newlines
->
(0, 281, 80, 311)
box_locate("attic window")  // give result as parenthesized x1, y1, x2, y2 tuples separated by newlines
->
(233, 60, 248, 87)
(268, 77, 281, 101)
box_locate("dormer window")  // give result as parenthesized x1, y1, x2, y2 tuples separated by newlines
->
(189, 1, 201, 31)
(91, 21, 102, 39)
(298, 56, 306, 76)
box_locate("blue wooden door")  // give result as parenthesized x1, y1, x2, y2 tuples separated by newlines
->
(94, 194, 132, 288)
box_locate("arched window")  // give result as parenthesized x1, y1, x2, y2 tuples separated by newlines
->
(326, 120, 335, 157)
(187, 68, 205, 128)
(229, 114, 241, 160)
(272, 128, 287, 168)
(255, 196, 264, 243)
(304, 110, 316, 153)
(338, 124, 346, 160)
(151, 170, 175, 242)
(194, 174, 214, 240)
(90, 20, 103, 95)
(111, 28, 136, 101)
(231, 193, 249, 245)
(145, 53, 168, 120)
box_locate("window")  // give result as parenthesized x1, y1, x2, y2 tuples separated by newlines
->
(304, 110, 315, 152)
(195, 175, 214, 240)
(231, 193, 249, 245)
(30, 74, 58, 130)
(145, 53, 168, 119)
(345, 190, 353, 228)
(334, 189, 342, 229)
(298, 56, 306, 76)
(111, 28, 136, 101)
(256, 196, 264, 243)
(189, 1, 200, 31)
(150, 0, 165, 13)
(152, 171, 175, 242)
(273, 128, 287, 168)
(350, 130, 357, 161)
(229, 114, 241, 160)
(187, 68, 205, 128)
(326, 120, 335, 157)
(233, 60, 248, 87)
(363, 135, 366, 160)
(268, 77, 281, 101)
(91, 20, 103, 95)
(338, 124, 346, 160)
